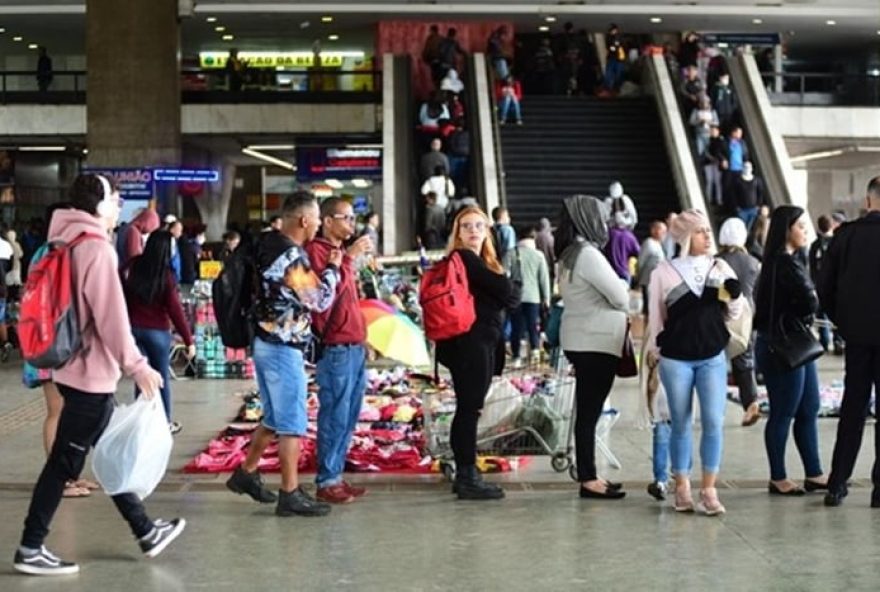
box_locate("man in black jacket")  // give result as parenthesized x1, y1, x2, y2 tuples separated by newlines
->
(819, 176, 880, 507)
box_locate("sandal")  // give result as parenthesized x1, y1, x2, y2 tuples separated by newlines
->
(74, 479, 100, 490)
(62, 482, 90, 498)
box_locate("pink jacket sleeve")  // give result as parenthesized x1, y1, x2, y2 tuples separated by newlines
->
(646, 262, 669, 356)
(80, 242, 153, 381)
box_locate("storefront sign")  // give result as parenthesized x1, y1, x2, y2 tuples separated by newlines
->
(297, 147, 382, 180)
(199, 51, 364, 69)
(83, 167, 154, 199)
(701, 33, 780, 46)
(154, 168, 219, 183)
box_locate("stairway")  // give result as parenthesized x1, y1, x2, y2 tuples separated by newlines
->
(499, 96, 680, 237)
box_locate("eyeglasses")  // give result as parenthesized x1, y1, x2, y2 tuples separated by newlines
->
(332, 213, 356, 223)
(460, 221, 486, 231)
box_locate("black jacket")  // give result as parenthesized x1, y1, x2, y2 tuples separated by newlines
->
(808, 234, 832, 286)
(817, 212, 880, 345)
(754, 252, 819, 334)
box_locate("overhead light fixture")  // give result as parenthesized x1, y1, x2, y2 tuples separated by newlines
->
(753, 19, 763, 24)
(215, 25, 226, 32)
(650, 17, 663, 24)
(206, 16, 217, 23)
(538, 25, 550, 32)
(12, 36, 22, 42)
(826, 20, 836, 26)
(327, 34, 339, 41)
(321, 16, 333, 23)
(19, 146, 66, 151)
(789, 148, 846, 163)
(242, 148, 295, 170)
(325, 179, 344, 189)
(82, 148, 88, 154)
(351, 179, 370, 188)
(876, 29, 880, 35)
(0, 28, 5, 34)
(545, 16, 557, 23)
(27, 43, 38, 50)
(222, 34, 234, 41)
(245, 144, 295, 150)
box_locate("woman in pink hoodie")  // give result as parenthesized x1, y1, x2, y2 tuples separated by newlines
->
(14, 174, 185, 577)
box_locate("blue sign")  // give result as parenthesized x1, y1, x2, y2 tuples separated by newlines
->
(297, 147, 382, 181)
(154, 168, 220, 183)
(82, 168, 154, 199)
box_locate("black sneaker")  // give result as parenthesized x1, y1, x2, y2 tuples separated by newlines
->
(226, 467, 277, 503)
(139, 518, 186, 558)
(13, 546, 79, 576)
(276, 487, 332, 517)
(647, 481, 667, 501)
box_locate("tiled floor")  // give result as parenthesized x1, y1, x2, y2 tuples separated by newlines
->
(1, 352, 878, 590)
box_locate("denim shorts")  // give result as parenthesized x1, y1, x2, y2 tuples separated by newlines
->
(252, 337, 308, 437)
(0, 298, 6, 323)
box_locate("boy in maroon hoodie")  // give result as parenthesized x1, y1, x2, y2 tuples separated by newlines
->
(14, 175, 184, 577)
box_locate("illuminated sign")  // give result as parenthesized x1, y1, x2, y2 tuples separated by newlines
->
(297, 147, 382, 180)
(153, 168, 219, 183)
(199, 51, 365, 69)
(83, 167, 154, 199)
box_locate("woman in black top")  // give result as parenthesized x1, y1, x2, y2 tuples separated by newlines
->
(753, 205, 827, 495)
(436, 206, 519, 500)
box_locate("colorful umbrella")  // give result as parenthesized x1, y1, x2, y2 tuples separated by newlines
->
(359, 299, 398, 325)
(365, 312, 431, 368)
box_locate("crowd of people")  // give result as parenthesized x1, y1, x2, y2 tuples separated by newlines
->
(10, 168, 880, 576)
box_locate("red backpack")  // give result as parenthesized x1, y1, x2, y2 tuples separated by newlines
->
(419, 252, 476, 341)
(19, 233, 104, 369)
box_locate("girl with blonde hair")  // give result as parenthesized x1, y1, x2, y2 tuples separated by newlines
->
(437, 206, 519, 500)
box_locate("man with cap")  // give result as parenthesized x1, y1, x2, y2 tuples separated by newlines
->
(819, 177, 880, 507)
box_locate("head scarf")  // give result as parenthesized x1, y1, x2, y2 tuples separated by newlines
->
(718, 217, 748, 248)
(669, 209, 713, 257)
(537, 217, 552, 232)
(559, 194, 608, 271)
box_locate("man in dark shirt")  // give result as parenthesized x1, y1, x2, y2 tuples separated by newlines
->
(809, 214, 843, 354)
(680, 65, 706, 114)
(819, 176, 880, 507)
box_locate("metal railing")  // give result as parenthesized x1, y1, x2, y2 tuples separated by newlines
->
(0, 68, 383, 104)
(761, 70, 880, 107)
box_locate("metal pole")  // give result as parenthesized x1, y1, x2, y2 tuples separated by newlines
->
(773, 44, 783, 93)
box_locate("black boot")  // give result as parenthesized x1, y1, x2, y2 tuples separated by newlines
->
(454, 465, 505, 500)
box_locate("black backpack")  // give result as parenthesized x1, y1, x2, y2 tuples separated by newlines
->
(211, 251, 256, 348)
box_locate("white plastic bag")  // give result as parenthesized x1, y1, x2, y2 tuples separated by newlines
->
(91, 396, 173, 500)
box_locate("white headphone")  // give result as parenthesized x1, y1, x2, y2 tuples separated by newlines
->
(94, 174, 117, 218)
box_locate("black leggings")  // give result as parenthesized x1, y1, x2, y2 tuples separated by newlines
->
(21, 385, 154, 549)
(565, 351, 619, 482)
(439, 332, 497, 467)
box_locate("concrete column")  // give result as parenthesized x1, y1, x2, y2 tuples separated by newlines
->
(85, 0, 181, 168)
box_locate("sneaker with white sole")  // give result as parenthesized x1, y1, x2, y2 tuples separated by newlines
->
(169, 421, 182, 435)
(13, 546, 79, 576)
(139, 518, 186, 558)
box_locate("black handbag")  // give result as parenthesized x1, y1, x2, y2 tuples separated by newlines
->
(767, 260, 823, 370)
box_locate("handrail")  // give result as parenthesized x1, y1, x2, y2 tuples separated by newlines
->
(0, 68, 383, 104)
(760, 69, 880, 106)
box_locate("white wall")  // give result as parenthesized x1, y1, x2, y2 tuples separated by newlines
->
(772, 106, 880, 139)
(0, 102, 379, 135)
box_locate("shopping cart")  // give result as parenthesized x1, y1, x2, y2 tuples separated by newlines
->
(423, 355, 575, 480)
(423, 353, 622, 481)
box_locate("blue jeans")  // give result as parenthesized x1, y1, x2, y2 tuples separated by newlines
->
(132, 327, 172, 422)
(499, 95, 522, 122)
(603, 60, 625, 90)
(659, 352, 728, 475)
(510, 302, 540, 359)
(737, 207, 759, 232)
(315, 344, 367, 488)
(652, 421, 672, 483)
(253, 337, 308, 437)
(755, 334, 823, 481)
